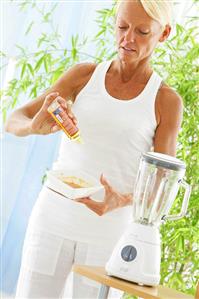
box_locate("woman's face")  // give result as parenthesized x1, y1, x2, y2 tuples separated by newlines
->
(115, 0, 170, 64)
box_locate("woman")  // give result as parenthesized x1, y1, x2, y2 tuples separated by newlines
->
(5, 0, 183, 298)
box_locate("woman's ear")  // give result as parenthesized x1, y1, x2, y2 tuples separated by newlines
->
(159, 24, 171, 42)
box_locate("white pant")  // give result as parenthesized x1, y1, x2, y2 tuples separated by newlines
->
(15, 228, 123, 298)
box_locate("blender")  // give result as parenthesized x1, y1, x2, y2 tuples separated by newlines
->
(105, 152, 191, 286)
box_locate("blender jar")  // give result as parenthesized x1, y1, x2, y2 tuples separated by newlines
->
(132, 152, 191, 226)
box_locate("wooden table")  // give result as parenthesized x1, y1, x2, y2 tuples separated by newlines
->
(73, 265, 194, 299)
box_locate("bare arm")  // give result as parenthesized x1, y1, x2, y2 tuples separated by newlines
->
(154, 85, 183, 156)
(5, 63, 97, 136)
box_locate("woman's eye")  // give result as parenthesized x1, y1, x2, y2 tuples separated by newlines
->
(118, 26, 127, 30)
(139, 31, 149, 35)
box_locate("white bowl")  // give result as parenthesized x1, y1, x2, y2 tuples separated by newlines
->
(45, 169, 104, 199)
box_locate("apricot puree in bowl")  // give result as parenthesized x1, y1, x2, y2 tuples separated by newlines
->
(59, 176, 93, 189)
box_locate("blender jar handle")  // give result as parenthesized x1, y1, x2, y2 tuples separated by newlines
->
(163, 180, 191, 221)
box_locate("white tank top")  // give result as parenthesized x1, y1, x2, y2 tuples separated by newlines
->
(35, 60, 162, 245)
(53, 60, 162, 191)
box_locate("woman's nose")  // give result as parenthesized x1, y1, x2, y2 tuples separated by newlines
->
(124, 29, 135, 43)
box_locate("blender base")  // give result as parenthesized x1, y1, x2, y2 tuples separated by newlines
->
(105, 222, 161, 286)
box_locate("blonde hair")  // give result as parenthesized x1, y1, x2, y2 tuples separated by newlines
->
(115, 0, 173, 27)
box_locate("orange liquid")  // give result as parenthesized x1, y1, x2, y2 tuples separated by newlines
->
(63, 181, 84, 189)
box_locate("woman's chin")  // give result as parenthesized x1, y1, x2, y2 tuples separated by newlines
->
(118, 52, 138, 63)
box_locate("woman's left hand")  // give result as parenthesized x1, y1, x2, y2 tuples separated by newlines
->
(75, 174, 133, 216)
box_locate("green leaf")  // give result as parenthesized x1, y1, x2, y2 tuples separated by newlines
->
(71, 34, 78, 48)
(43, 12, 51, 23)
(25, 21, 34, 35)
(18, 1, 30, 12)
(2, 107, 7, 123)
(34, 51, 44, 57)
(44, 56, 49, 73)
(11, 94, 19, 108)
(72, 48, 77, 60)
(27, 63, 34, 76)
(51, 70, 62, 84)
(51, 3, 58, 12)
(37, 33, 48, 48)
(176, 23, 184, 35)
(95, 29, 105, 38)
(29, 86, 37, 98)
(20, 62, 26, 79)
(34, 56, 44, 71)
(15, 44, 26, 55)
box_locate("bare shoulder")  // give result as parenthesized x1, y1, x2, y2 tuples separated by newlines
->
(157, 83, 183, 109)
(155, 83, 183, 124)
(45, 62, 97, 103)
(62, 62, 98, 98)
(71, 62, 98, 76)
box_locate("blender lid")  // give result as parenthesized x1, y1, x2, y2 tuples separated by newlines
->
(142, 152, 186, 171)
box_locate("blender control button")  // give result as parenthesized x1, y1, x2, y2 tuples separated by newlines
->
(129, 247, 137, 261)
(121, 245, 137, 262)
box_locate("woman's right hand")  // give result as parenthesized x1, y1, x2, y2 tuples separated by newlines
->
(30, 92, 77, 135)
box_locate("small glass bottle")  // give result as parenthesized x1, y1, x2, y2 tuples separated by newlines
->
(47, 99, 83, 143)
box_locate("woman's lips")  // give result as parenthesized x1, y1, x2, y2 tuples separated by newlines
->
(120, 46, 136, 53)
